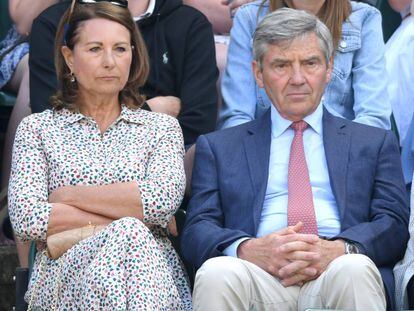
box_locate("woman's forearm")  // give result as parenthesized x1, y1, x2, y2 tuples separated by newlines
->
(49, 181, 143, 221)
(47, 203, 113, 237)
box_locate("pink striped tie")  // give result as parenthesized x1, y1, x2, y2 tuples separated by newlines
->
(287, 121, 318, 234)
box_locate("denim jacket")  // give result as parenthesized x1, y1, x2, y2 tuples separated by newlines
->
(219, 1, 391, 130)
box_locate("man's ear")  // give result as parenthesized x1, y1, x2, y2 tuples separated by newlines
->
(325, 57, 334, 83)
(252, 60, 264, 88)
(61, 46, 74, 72)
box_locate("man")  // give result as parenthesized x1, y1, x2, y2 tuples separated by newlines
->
(29, 0, 218, 147)
(181, 8, 409, 311)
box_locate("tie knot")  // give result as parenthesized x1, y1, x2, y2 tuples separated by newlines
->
(291, 120, 308, 133)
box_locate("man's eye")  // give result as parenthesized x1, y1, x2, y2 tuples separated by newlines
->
(89, 47, 100, 52)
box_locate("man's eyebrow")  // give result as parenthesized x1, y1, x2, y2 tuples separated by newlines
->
(302, 55, 322, 62)
(270, 58, 290, 64)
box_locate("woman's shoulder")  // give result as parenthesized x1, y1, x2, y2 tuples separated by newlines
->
(348, 1, 381, 24)
(20, 109, 54, 128)
(237, 0, 269, 17)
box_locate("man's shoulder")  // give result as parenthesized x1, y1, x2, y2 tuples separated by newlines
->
(326, 111, 392, 144)
(166, 5, 211, 28)
(34, 1, 70, 26)
(200, 118, 262, 146)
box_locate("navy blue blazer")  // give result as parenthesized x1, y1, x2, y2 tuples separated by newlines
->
(181, 108, 409, 309)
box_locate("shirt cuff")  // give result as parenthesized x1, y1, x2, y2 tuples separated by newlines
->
(222, 237, 251, 258)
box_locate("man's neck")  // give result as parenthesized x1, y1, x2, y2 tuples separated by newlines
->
(128, 0, 151, 17)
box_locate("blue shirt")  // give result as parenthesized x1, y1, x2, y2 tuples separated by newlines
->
(223, 103, 341, 257)
(218, 1, 391, 131)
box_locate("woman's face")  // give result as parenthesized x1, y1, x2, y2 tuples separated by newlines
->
(62, 18, 133, 100)
(291, 0, 326, 15)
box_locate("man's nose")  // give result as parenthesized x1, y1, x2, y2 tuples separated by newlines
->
(289, 65, 306, 85)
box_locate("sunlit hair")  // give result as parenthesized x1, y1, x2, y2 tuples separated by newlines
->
(253, 8, 334, 71)
(260, 0, 351, 51)
(51, 1, 149, 111)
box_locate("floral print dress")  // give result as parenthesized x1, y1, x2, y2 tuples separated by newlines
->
(8, 106, 192, 310)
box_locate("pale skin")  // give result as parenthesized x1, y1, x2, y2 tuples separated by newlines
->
(47, 18, 145, 237)
(8, 0, 58, 35)
(387, 0, 411, 13)
(240, 33, 346, 286)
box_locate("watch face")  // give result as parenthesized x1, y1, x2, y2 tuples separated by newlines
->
(346, 242, 359, 254)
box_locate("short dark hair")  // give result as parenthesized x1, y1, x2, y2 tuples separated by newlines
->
(51, 1, 149, 110)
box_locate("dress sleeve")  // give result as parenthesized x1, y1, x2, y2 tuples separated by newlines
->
(138, 119, 186, 227)
(8, 117, 53, 242)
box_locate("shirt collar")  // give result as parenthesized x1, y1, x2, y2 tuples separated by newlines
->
(54, 105, 145, 126)
(270, 100, 323, 138)
(133, 0, 156, 21)
(54, 108, 85, 125)
(118, 105, 145, 125)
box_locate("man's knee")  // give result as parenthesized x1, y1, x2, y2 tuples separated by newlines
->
(195, 256, 250, 288)
(326, 254, 382, 286)
(329, 254, 378, 274)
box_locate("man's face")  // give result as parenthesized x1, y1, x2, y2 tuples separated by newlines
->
(253, 32, 332, 121)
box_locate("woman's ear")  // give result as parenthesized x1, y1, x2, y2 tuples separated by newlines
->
(61, 46, 74, 72)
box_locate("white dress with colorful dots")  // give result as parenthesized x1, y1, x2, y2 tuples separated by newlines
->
(8, 106, 192, 310)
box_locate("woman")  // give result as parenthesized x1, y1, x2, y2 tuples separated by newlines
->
(218, 0, 391, 130)
(8, 0, 192, 309)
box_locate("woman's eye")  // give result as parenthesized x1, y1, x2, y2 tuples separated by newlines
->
(89, 46, 100, 52)
(115, 46, 127, 52)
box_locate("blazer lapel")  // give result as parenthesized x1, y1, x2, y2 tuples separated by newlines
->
(323, 108, 351, 220)
(243, 110, 272, 232)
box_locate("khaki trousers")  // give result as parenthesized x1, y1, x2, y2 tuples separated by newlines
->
(193, 254, 386, 311)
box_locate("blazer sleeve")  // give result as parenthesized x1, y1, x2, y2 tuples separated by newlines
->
(181, 135, 252, 268)
(335, 131, 409, 266)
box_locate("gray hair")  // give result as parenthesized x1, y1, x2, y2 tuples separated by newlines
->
(253, 8, 334, 70)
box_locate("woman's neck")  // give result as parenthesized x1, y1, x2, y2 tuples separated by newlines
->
(291, 0, 325, 15)
(78, 95, 121, 134)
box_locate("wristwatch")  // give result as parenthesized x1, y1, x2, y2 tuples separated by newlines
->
(344, 241, 360, 254)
